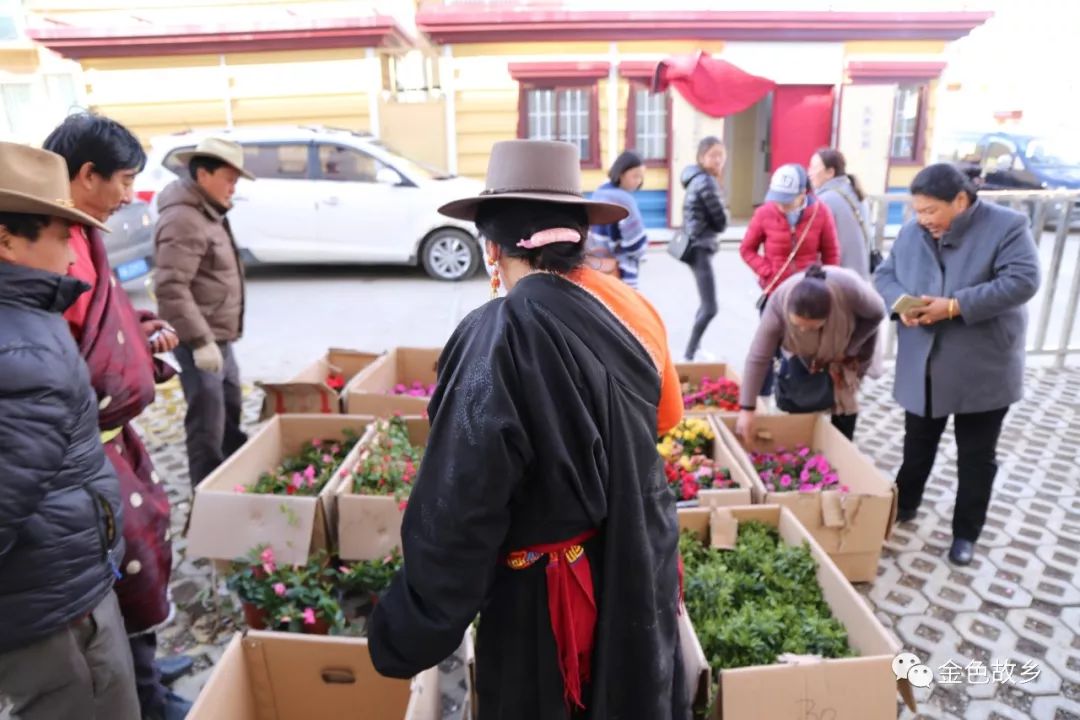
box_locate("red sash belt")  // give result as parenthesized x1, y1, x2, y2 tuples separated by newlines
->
(505, 529, 598, 711)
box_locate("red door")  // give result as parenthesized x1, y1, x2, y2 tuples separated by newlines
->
(770, 85, 835, 172)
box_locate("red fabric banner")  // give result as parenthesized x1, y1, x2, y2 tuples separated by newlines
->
(653, 51, 776, 118)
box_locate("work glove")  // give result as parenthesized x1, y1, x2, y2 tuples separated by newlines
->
(193, 342, 224, 374)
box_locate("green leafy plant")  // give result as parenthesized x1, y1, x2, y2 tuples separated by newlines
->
(680, 522, 854, 674)
(350, 417, 424, 503)
(241, 431, 360, 496)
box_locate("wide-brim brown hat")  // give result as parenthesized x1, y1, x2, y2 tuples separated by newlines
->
(174, 137, 255, 181)
(0, 142, 108, 231)
(439, 140, 628, 225)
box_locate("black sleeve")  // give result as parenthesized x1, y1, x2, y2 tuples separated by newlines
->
(699, 175, 728, 233)
(368, 304, 532, 677)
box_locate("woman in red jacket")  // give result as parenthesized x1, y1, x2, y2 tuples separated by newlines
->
(740, 163, 840, 399)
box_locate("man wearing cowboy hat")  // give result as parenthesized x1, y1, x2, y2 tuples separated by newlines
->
(154, 137, 253, 486)
(44, 112, 193, 720)
(0, 142, 140, 719)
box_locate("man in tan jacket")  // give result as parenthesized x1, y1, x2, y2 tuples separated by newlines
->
(154, 138, 253, 486)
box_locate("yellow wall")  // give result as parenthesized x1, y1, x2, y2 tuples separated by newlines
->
(78, 50, 374, 143)
(379, 95, 446, 170)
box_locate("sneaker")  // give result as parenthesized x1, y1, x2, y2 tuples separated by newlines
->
(948, 538, 975, 566)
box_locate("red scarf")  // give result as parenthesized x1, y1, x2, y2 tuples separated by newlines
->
(505, 529, 598, 711)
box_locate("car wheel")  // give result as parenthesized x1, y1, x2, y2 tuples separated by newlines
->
(421, 229, 480, 281)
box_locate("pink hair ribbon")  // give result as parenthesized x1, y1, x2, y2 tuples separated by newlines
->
(517, 227, 582, 249)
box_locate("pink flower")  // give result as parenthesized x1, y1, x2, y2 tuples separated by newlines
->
(311, 438, 323, 448)
(302, 607, 317, 626)
(260, 548, 276, 574)
(303, 465, 316, 481)
(798, 447, 810, 457)
(291, 473, 304, 489)
(331, 444, 341, 454)
(233, 484, 246, 493)
(339, 566, 351, 575)
(322, 454, 333, 464)
(279, 615, 291, 623)
(839, 484, 850, 493)
(798, 483, 815, 493)
(393, 383, 407, 394)
(398, 499, 409, 512)
(780, 474, 792, 488)
(823, 473, 839, 486)
(273, 582, 286, 597)
(799, 469, 811, 482)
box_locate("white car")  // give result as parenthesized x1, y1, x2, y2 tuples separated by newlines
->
(136, 126, 485, 281)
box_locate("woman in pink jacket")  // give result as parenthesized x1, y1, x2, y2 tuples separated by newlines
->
(740, 163, 841, 398)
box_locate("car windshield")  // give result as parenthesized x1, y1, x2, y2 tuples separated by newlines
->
(370, 140, 454, 181)
(1026, 138, 1080, 167)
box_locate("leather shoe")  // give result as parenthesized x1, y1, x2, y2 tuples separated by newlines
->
(157, 654, 194, 685)
(949, 539, 975, 566)
(895, 507, 918, 524)
(163, 691, 193, 720)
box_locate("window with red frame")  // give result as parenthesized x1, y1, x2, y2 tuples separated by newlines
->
(890, 84, 926, 162)
(519, 84, 597, 165)
(628, 84, 669, 163)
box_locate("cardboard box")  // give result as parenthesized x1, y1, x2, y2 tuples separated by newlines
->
(678, 506, 908, 719)
(187, 415, 375, 566)
(714, 414, 898, 583)
(187, 631, 439, 720)
(258, 348, 383, 420)
(335, 417, 429, 561)
(674, 416, 754, 509)
(675, 362, 742, 415)
(344, 347, 441, 416)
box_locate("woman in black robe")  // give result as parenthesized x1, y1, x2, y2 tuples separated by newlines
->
(369, 140, 689, 720)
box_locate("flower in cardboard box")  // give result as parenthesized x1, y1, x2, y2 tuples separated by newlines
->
(657, 419, 736, 501)
(750, 445, 846, 494)
(244, 430, 360, 496)
(350, 417, 425, 504)
(681, 375, 741, 412)
(391, 381, 436, 398)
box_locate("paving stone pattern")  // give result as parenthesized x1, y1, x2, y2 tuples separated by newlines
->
(3, 367, 1077, 719)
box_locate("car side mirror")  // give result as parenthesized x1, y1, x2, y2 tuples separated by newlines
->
(375, 167, 402, 186)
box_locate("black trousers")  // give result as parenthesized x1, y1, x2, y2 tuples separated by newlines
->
(174, 341, 248, 487)
(684, 247, 718, 361)
(129, 632, 166, 717)
(896, 404, 1009, 542)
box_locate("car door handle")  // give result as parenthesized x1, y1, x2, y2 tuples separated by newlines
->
(323, 196, 340, 206)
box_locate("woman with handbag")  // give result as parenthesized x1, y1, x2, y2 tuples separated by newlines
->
(735, 264, 885, 442)
(741, 163, 841, 396)
(679, 136, 728, 361)
(808, 148, 875, 279)
(588, 150, 649, 288)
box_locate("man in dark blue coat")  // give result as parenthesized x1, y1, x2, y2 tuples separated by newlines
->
(0, 141, 139, 720)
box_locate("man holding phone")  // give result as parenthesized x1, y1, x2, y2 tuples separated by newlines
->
(44, 114, 193, 720)
(875, 163, 1040, 566)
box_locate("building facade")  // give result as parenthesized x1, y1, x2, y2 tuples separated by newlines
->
(17, 1, 991, 225)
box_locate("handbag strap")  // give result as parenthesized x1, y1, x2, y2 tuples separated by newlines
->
(833, 181, 874, 251)
(762, 200, 820, 297)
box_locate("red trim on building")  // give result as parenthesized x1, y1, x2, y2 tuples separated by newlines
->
(847, 60, 947, 83)
(625, 81, 672, 169)
(509, 61, 610, 82)
(28, 16, 411, 59)
(418, 10, 992, 44)
(617, 61, 658, 81)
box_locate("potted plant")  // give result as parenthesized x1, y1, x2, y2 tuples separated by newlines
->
(338, 549, 404, 624)
(658, 419, 736, 502)
(350, 417, 424, 508)
(750, 446, 849, 494)
(239, 431, 360, 496)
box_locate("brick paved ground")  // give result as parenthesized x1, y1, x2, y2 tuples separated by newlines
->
(3, 366, 1077, 719)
